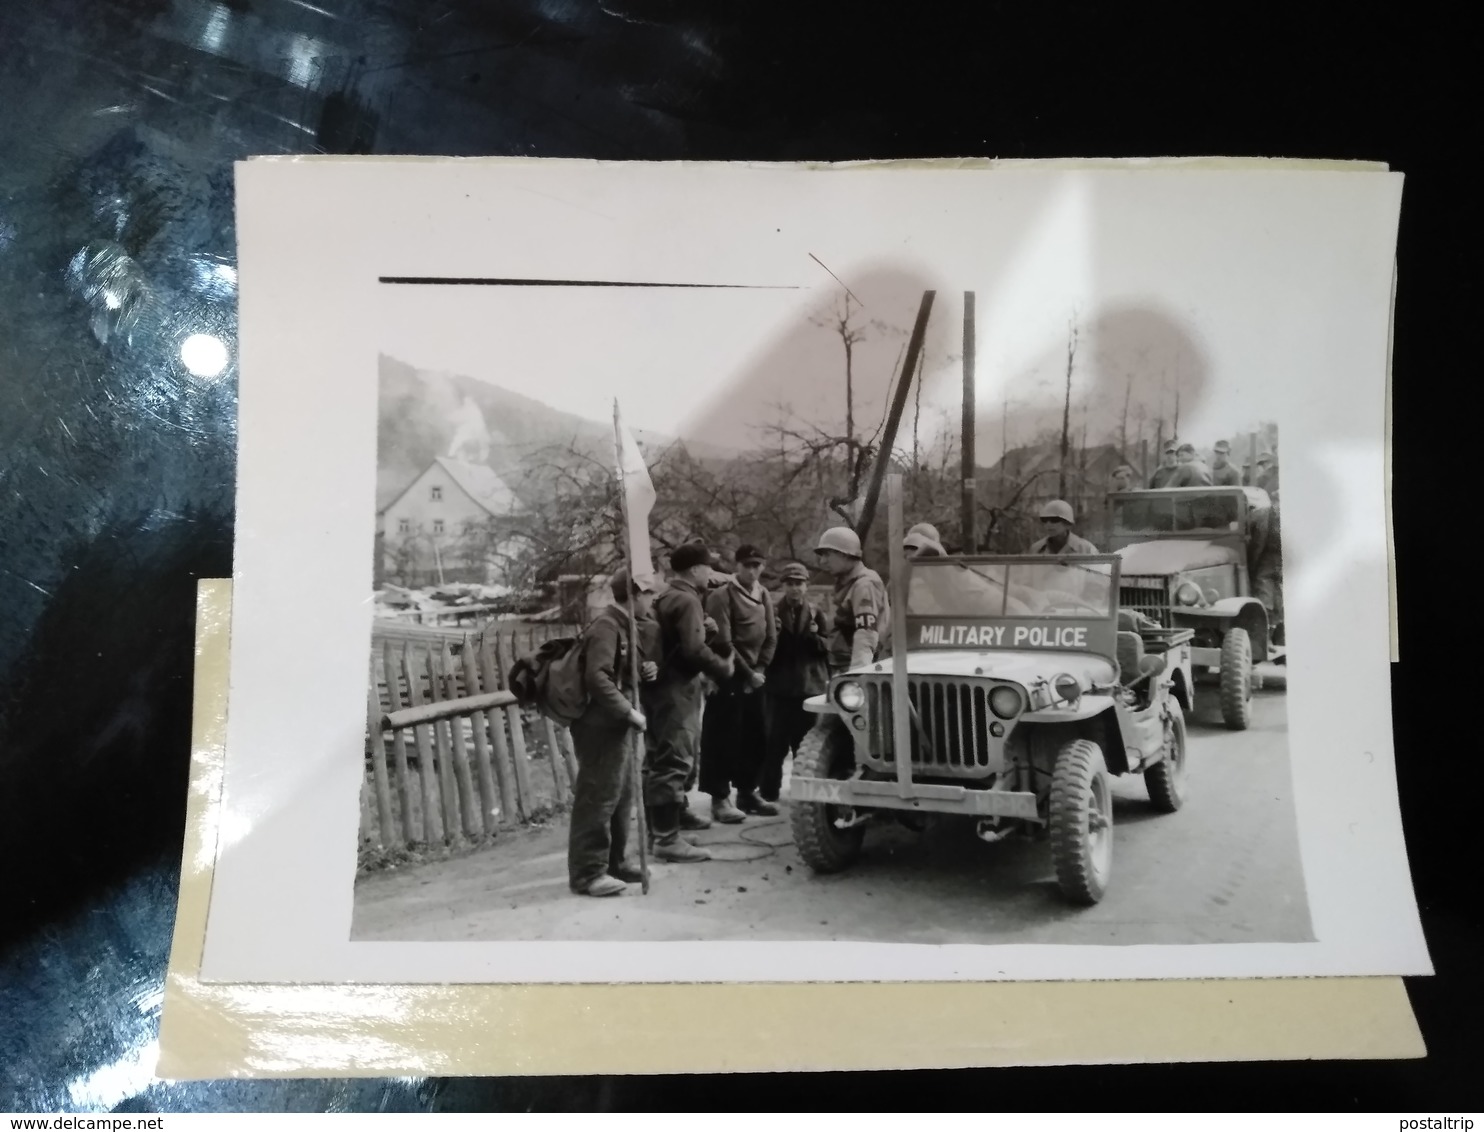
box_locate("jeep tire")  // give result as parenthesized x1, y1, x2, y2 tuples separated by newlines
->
(1219, 626, 1254, 730)
(1049, 738, 1113, 904)
(1144, 707, 1189, 813)
(790, 719, 865, 874)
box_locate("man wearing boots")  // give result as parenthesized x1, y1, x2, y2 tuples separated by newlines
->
(761, 560, 830, 806)
(645, 541, 734, 862)
(700, 544, 779, 821)
(566, 567, 657, 897)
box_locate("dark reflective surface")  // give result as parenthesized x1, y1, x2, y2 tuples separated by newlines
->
(0, 0, 1472, 1111)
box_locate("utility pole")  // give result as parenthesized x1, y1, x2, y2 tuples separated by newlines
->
(961, 291, 977, 553)
(855, 291, 935, 542)
(1057, 318, 1078, 499)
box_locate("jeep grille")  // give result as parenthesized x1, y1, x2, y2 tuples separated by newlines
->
(859, 676, 997, 779)
(1120, 577, 1171, 628)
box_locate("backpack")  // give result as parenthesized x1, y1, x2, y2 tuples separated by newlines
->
(507, 636, 589, 726)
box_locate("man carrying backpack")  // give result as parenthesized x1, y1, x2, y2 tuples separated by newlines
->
(566, 566, 659, 897)
(646, 541, 734, 861)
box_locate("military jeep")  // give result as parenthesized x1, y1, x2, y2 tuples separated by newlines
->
(1105, 485, 1281, 731)
(788, 552, 1193, 905)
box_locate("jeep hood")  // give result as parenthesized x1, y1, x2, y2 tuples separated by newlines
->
(849, 650, 1115, 687)
(1117, 539, 1239, 575)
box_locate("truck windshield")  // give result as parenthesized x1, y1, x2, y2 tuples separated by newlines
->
(908, 560, 1114, 619)
(1114, 493, 1242, 535)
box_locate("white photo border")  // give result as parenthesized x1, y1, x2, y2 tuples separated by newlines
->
(204, 157, 1426, 984)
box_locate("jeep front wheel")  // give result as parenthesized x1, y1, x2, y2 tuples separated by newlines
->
(1219, 627, 1253, 730)
(789, 719, 864, 874)
(1144, 707, 1189, 813)
(1049, 738, 1113, 904)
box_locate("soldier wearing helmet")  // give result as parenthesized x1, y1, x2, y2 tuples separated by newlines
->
(815, 526, 892, 671)
(903, 521, 946, 559)
(1030, 500, 1099, 555)
(1209, 439, 1242, 486)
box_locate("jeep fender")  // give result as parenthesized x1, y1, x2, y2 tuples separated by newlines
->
(1174, 598, 1270, 662)
(804, 693, 832, 715)
(1021, 696, 1133, 776)
(1170, 665, 1194, 715)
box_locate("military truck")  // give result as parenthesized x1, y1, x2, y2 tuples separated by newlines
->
(1104, 485, 1281, 731)
(789, 496, 1193, 905)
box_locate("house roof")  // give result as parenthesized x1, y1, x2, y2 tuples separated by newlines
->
(381, 457, 521, 517)
(434, 457, 520, 515)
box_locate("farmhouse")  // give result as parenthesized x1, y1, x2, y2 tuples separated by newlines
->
(379, 457, 523, 586)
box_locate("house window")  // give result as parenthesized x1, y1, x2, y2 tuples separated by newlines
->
(432, 519, 445, 535)
(430, 485, 443, 502)
(397, 519, 411, 535)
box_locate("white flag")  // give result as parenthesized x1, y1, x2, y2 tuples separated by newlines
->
(613, 400, 657, 592)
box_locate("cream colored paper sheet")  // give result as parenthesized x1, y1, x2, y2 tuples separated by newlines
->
(159, 580, 1422, 1077)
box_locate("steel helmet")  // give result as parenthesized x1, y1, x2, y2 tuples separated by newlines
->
(906, 522, 941, 543)
(815, 526, 863, 557)
(1039, 499, 1075, 524)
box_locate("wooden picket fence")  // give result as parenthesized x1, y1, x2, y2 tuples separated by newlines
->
(357, 620, 581, 863)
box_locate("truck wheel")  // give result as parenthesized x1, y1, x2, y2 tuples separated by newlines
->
(1049, 739, 1113, 904)
(789, 720, 864, 874)
(1144, 708, 1189, 813)
(1219, 627, 1253, 730)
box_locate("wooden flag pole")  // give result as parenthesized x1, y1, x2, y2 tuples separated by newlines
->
(615, 400, 652, 894)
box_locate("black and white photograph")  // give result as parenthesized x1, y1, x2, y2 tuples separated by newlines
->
(204, 157, 1423, 985)
(350, 281, 1304, 950)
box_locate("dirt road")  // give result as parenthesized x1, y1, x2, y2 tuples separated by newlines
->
(351, 680, 1309, 946)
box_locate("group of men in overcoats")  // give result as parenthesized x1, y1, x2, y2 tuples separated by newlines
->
(563, 533, 867, 896)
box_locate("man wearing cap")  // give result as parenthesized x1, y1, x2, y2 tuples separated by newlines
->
(644, 541, 734, 862)
(1254, 452, 1279, 496)
(1110, 464, 1136, 493)
(815, 527, 891, 672)
(1209, 440, 1242, 486)
(1030, 500, 1099, 555)
(1148, 443, 1181, 488)
(566, 566, 658, 897)
(699, 544, 779, 821)
(762, 561, 830, 806)
(903, 521, 947, 559)
(1170, 443, 1213, 487)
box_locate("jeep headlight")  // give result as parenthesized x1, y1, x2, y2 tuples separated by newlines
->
(988, 685, 1024, 720)
(834, 680, 866, 713)
(1174, 580, 1203, 606)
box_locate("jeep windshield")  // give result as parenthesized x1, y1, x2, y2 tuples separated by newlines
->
(907, 557, 1115, 619)
(1113, 492, 1242, 536)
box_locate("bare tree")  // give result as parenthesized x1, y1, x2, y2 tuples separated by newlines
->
(811, 293, 868, 461)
